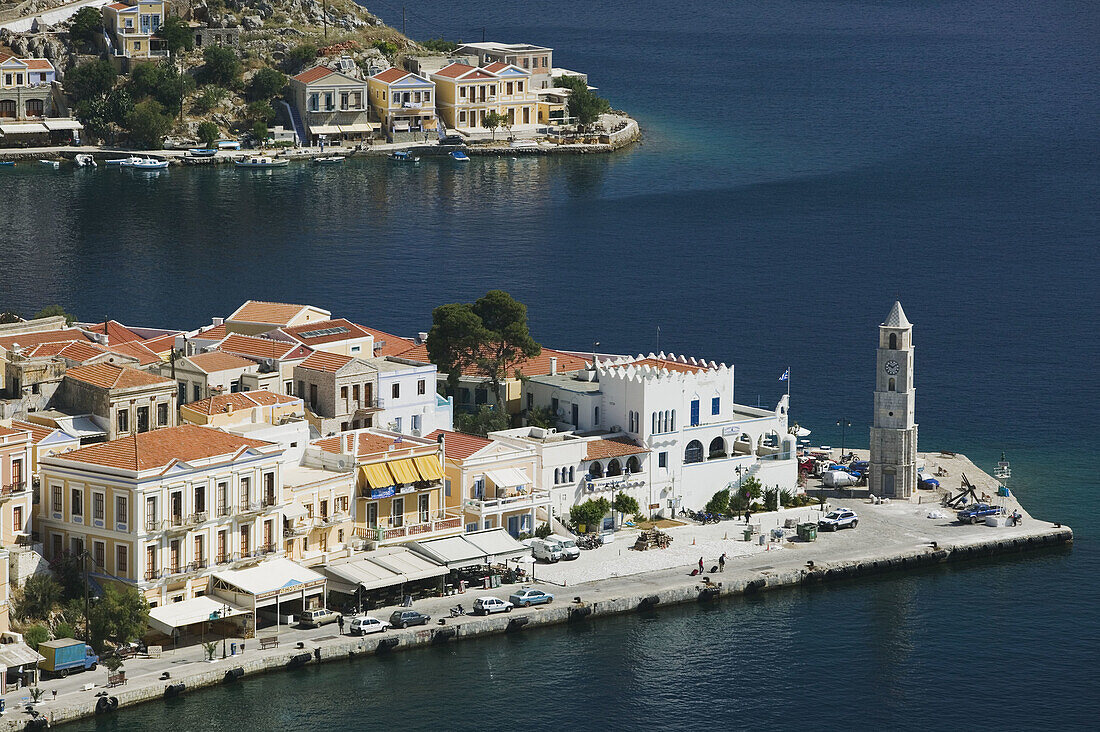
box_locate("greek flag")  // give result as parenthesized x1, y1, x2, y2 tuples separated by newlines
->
(779, 369, 789, 381)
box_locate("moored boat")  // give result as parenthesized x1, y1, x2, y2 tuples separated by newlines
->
(106, 156, 143, 166)
(75, 154, 97, 168)
(0, 161, 14, 167)
(39, 159, 60, 168)
(449, 150, 470, 162)
(235, 156, 289, 168)
(389, 150, 420, 163)
(313, 155, 345, 165)
(188, 148, 218, 158)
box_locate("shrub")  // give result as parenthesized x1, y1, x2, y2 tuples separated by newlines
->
(69, 7, 103, 51)
(373, 40, 399, 57)
(200, 46, 240, 87)
(612, 493, 640, 517)
(764, 488, 778, 512)
(285, 42, 318, 70)
(421, 37, 458, 53)
(197, 120, 220, 147)
(129, 60, 193, 116)
(155, 16, 194, 54)
(53, 622, 77, 641)
(125, 100, 172, 149)
(192, 85, 227, 114)
(569, 498, 610, 531)
(30, 305, 76, 326)
(248, 67, 287, 101)
(705, 489, 730, 516)
(23, 625, 49, 651)
(534, 523, 552, 539)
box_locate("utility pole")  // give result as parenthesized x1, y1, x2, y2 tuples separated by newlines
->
(323, 0, 328, 39)
(83, 551, 91, 642)
(402, 6, 406, 37)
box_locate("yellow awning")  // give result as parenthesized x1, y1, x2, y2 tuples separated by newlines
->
(360, 463, 395, 489)
(413, 455, 444, 482)
(388, 458, 419, 485)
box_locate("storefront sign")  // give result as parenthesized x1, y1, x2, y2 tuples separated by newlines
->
(371, 487, 396, 499)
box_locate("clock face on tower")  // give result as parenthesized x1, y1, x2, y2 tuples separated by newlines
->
(884, 360, 900, 375)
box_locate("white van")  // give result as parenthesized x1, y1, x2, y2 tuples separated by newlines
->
(529, 538, 563, 563)
(543, 535, 581, 560)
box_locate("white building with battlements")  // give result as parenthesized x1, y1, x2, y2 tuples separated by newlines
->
(520, 353, 799, 515)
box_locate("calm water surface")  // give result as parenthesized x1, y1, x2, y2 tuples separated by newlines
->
(2, 0, 1097, 728)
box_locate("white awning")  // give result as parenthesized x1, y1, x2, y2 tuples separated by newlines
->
(42, 119, 83, 131)
(0, 643, 44, 670)
(281, 503, 308, 521)
(406, 528, 530, 569)
(147, 596, 249, 635)
(0, 123, 48, 134)
(462, 528, 530, 562)
(338, 123, 374, 133)
(211, 557, 326, 607)
(485, 468, 530, 488)
(368, 548, 447, 583)
(321, 548, 446, 593)
(308, 124, 342, 135)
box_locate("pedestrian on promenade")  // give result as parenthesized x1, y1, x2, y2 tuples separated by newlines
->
(745, 510, 752, 525)
(698, 557, 704, 573)
(719, 553, 726, 572)
(338, 615, 345, 635)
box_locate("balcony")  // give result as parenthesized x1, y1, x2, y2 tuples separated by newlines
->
(583, 473, 647, 495)
(167, 512, 208, 532)
(215, 554, 231, 566)
(1, 482, 28, 501)
(143, 568, 164, 582)
(355, 512, 463, 542)
(314, 512, 350, 528)
(144, 519, 166, 533)
(238, 501, 263, 515)
(464, 489, 550, 516)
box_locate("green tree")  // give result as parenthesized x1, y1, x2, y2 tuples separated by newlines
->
(86, 584, 149, 653)
(552, 74, 587, 92)
(197, 120, 220, 147)
(534, 523, 552, 539)
(248, 67, 287, 101)
(243, 100, 275, 125)
(567, 86, 610, 128)
(285, 42, 318, 71)
(763, 488, 778, 512)
(612, 493, 640, 517)
(69, 7, 103, 51)
(199, 45, 240, 87)
(454, 405, 509, 437)
(129, 60, 193, 116)
(15, 573, 62, 620)
(30, 304, 76, 325)
(192, 85, 226, 114)
(23, 625, 49, 651)
(0, 312, 21, 324)
(525, 405, 556, 429)
(53, 622, 77, 641)
(125, 100, 172, 149)
(155, 16, 194, 55)
(421, 37, 458, 52)
(569, 498, 610, 532)
(372, 39, 399, 57)
(65, 59, 117, 102)
(705, 489, 731, 516)
(483, 111, 506, 141)
(426, 290, 541, 405)
(76, 87, 133, 141)
(252, 121, 268, 145)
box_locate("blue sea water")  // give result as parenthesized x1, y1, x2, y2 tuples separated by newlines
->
(2, 0, 1098, 728)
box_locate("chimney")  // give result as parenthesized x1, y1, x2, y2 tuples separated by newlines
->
(344, 432, 353, 454)
(417, 332, 428, 344)
(225, 402, 234, 414)
(212, 317, 224, 326)
(549, 357, 558, 376)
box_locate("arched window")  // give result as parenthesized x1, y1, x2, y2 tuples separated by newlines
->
(690, 398, 700, 426)
(671, 410, 676, 431)
(0, 100, 15, 118)
(607, 459, 622, 476)
(24, 99, 43, 117)
(626, 456, 641, 474)
(589, 461, 603, 478)
(888, 378, 895, 392)
(889, 333, 897, 349)
(708, 436, 726, 460)
(554, 468, 561, 483)
(652, 412, 658, 434)
(684, 440, 704, 464)
(568, 467, 575, 482)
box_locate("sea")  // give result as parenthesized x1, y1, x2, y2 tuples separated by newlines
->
(1, 0, 1097, 728)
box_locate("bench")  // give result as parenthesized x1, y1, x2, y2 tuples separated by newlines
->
(107, 671, 126, 687)
(259, 635, 280, 650)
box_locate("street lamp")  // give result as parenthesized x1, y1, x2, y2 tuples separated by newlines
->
(836, 419, 851, 459)
(734, 465, 746, 520)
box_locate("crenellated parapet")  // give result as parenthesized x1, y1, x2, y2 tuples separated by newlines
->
(595, 352, 731, 386)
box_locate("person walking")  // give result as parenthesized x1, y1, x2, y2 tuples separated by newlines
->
(744, 510, 752, 526)
(338, 614, 345, 635)
(698, 557, 705, 573)
(719, 553, 726, 572)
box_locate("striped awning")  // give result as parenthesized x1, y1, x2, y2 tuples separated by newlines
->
(388, 458, 419, 485)
(413, 455, 444, 482)
(360, 462, 395, 489)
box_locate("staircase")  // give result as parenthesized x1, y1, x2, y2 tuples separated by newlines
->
(278, 100, 308, 145)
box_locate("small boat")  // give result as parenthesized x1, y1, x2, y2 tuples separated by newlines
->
(216, 140, 241, 150)
(39, 159, 60, 169)
(130, 158, 168, 170)
(0, 161, 14, 167)
(188, 148, 218, 158)
(510, 139, 539, 150)
(449, 150, 470, 162)
(106, 156, 143, 167)
(235, 156, 289, 168)
(75, 154, 97, 168)
(313, 155, 345, 165)
(389, 150, 420, 163)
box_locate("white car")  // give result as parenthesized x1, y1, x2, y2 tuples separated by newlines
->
(818, 508, 859, 531)
(348, 616, 390, 636)
(473, 596, 514, 615)
(543, 535, 581, 560)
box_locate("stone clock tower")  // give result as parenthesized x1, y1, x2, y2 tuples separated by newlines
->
(869, 301, 918, 498)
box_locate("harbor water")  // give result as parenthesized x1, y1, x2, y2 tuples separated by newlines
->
(1, 0, 1096, 728)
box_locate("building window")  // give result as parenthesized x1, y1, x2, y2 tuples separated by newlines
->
(392, 383, 400, 399)
(71, 488, 83, 519)
(93, 492, 105, 523)
(412, 414, 421, 432)
(551, 397, 559, 415)
(712, 396, 720, 415)
(285, 380, 293, 394)
(117, 408, 129, 433)
(888, 378, 896, 392)
(116, 495, 128, 529)
(684, 440, 704, 464)
(157, 402, 169, 426)
(193, 383, 201, 402)
(194, 485, 206, 514)
(93, 541, 105, 570)
(341, 386, 348, 399)
(417, 379, 426, 395)
(659, 451, 668, 468)
(889, 333, 897, 349)
(117, 545, 128, 574)
(526, 393, 534, 411)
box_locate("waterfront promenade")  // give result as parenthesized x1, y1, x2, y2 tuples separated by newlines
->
(0, 452, 1069, 731)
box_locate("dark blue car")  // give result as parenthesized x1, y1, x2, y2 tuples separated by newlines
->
(956, 503, 1004, 524)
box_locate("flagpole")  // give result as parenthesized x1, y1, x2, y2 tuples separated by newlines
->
(787, 366, 790, 397)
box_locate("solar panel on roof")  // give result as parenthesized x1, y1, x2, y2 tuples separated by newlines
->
(299, 326, 350, 338)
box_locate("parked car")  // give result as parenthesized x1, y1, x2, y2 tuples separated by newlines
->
(849, 460, 870, 474)
(348, 616, 390, 636)
(299, 608, 341, 628)
(389, 610, 431, 629)
(509, 588, 554, 607)
(440, 135, 464, 146)
(822, 470, 860, 488)
(542, 535, 581, 560)
(957, 503, 1004, 524)
(473, 596, 514, 615)
(818, 508, 859, 531)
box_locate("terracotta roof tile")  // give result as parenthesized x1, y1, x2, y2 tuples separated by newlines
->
(191, 325, 227, 342)
(104, 341, 161, 366)
(106, 2, 130, 9)
(632, 357, 708, 375)
(292, 66, 334, 84)
(22, 340, 107, 361)
(298, 351, 354, 373)
(397, 344, 586, 378)
(183, 390, 301, 416)
(426, 429, 490, 461)
(85, 320, 144, 344)
(141, 333, 178, 354)
(584, 437, 649, 461)
(283, 319, 371, 346)
(0, 424, 30, 440)
(0, 329, 91, 351)
(23, 59, 54, 71)
(313, 431, 403, 457)
(433, 62, 476, 78)
(483, 61, 508, 73)
(184, 351, 257, 374)
(228, 300, 327, 326)
(372, 68, 409, 83)
(219, 333, 310, 361)
(65, 363, 173, 390)
(53, 424, 274, 472)
(10, 419, 57, 444)
(359, 327, 413, 356)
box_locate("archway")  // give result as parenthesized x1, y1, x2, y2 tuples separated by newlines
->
(708, 436, 726, 460)
(626, 456, 641, 474)
(607, 459, 622, 477)
(684, 440, 704, 465)
(588, 461, 603, 479)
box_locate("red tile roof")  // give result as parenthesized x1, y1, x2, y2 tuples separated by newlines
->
(483, 61, 508, 73)
(433, 62, 476, 78)
(219, 333, 310, 361)
(633, 357, 708, 375)
(105, 2, 130, 10)
(104, 341, 161, 366)
(10, 419, 59, 444)
(65, 363, 173, 390)
(298, 351, 354, 373)
(227, 300, 327, 326)
(292, 66, 334, 84)
(0, 329, 90, 351)
(54, 425, 274, 472)
(23, 59, 54, 71)
(584, 437, 649, 461)
(141, 333, 178, 354)
(426, 429, 490, 461)
(396, 344, 587, 378)
(283, 319, 371, 346)
(313, 431, 404, 458)
(0, 424, 30, 440)
(372, 68, 409, 83)
(191, 325, 228, 342)
(183, 390, 301, 416)
(85, 320, 144, 344)
(359, 327, 413, 356)
(184, 351, 257, 374)
(23, 340, 108, 362)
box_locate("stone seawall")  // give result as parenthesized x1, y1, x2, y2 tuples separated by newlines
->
(10, 523, 1071, 731)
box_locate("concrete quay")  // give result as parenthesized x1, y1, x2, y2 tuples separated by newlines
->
(0, 455, 1071, 730)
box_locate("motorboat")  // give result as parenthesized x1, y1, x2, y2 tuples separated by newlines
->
(39, 159, 60, 168)
(106, 156, 143, 166)
(0, 161, 14, 167)
(313, 155, 345, 165)
(235, 156, 289, 168)
(216, 140, 241, 150)
(449, 150, 470, 162)
(509, 139, 539, 150)
(75, 154, 97, 168)
(188, 148, 218, 157)
(122, 158, 168, 170)
(389, 150, 419, 163)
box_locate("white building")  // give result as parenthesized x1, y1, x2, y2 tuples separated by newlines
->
(519, 353, 798, 514)
(366, 356, 453, 437)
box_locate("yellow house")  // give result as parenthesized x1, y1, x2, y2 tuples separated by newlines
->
(367, 68, 438, 142)
(428, 429, 547, 537)
(312, 429, 462, 547)
(102, 0, 169, 60)
(9, 419, 80, 476)
(38, 425, 286, 607)
(430, 62, 537, 132)
(179, 391, 304, 428)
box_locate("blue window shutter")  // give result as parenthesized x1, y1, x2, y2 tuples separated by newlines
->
(712, 397, 720, 415)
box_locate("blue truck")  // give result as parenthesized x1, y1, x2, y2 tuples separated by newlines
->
(39, 638, 99, 678)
